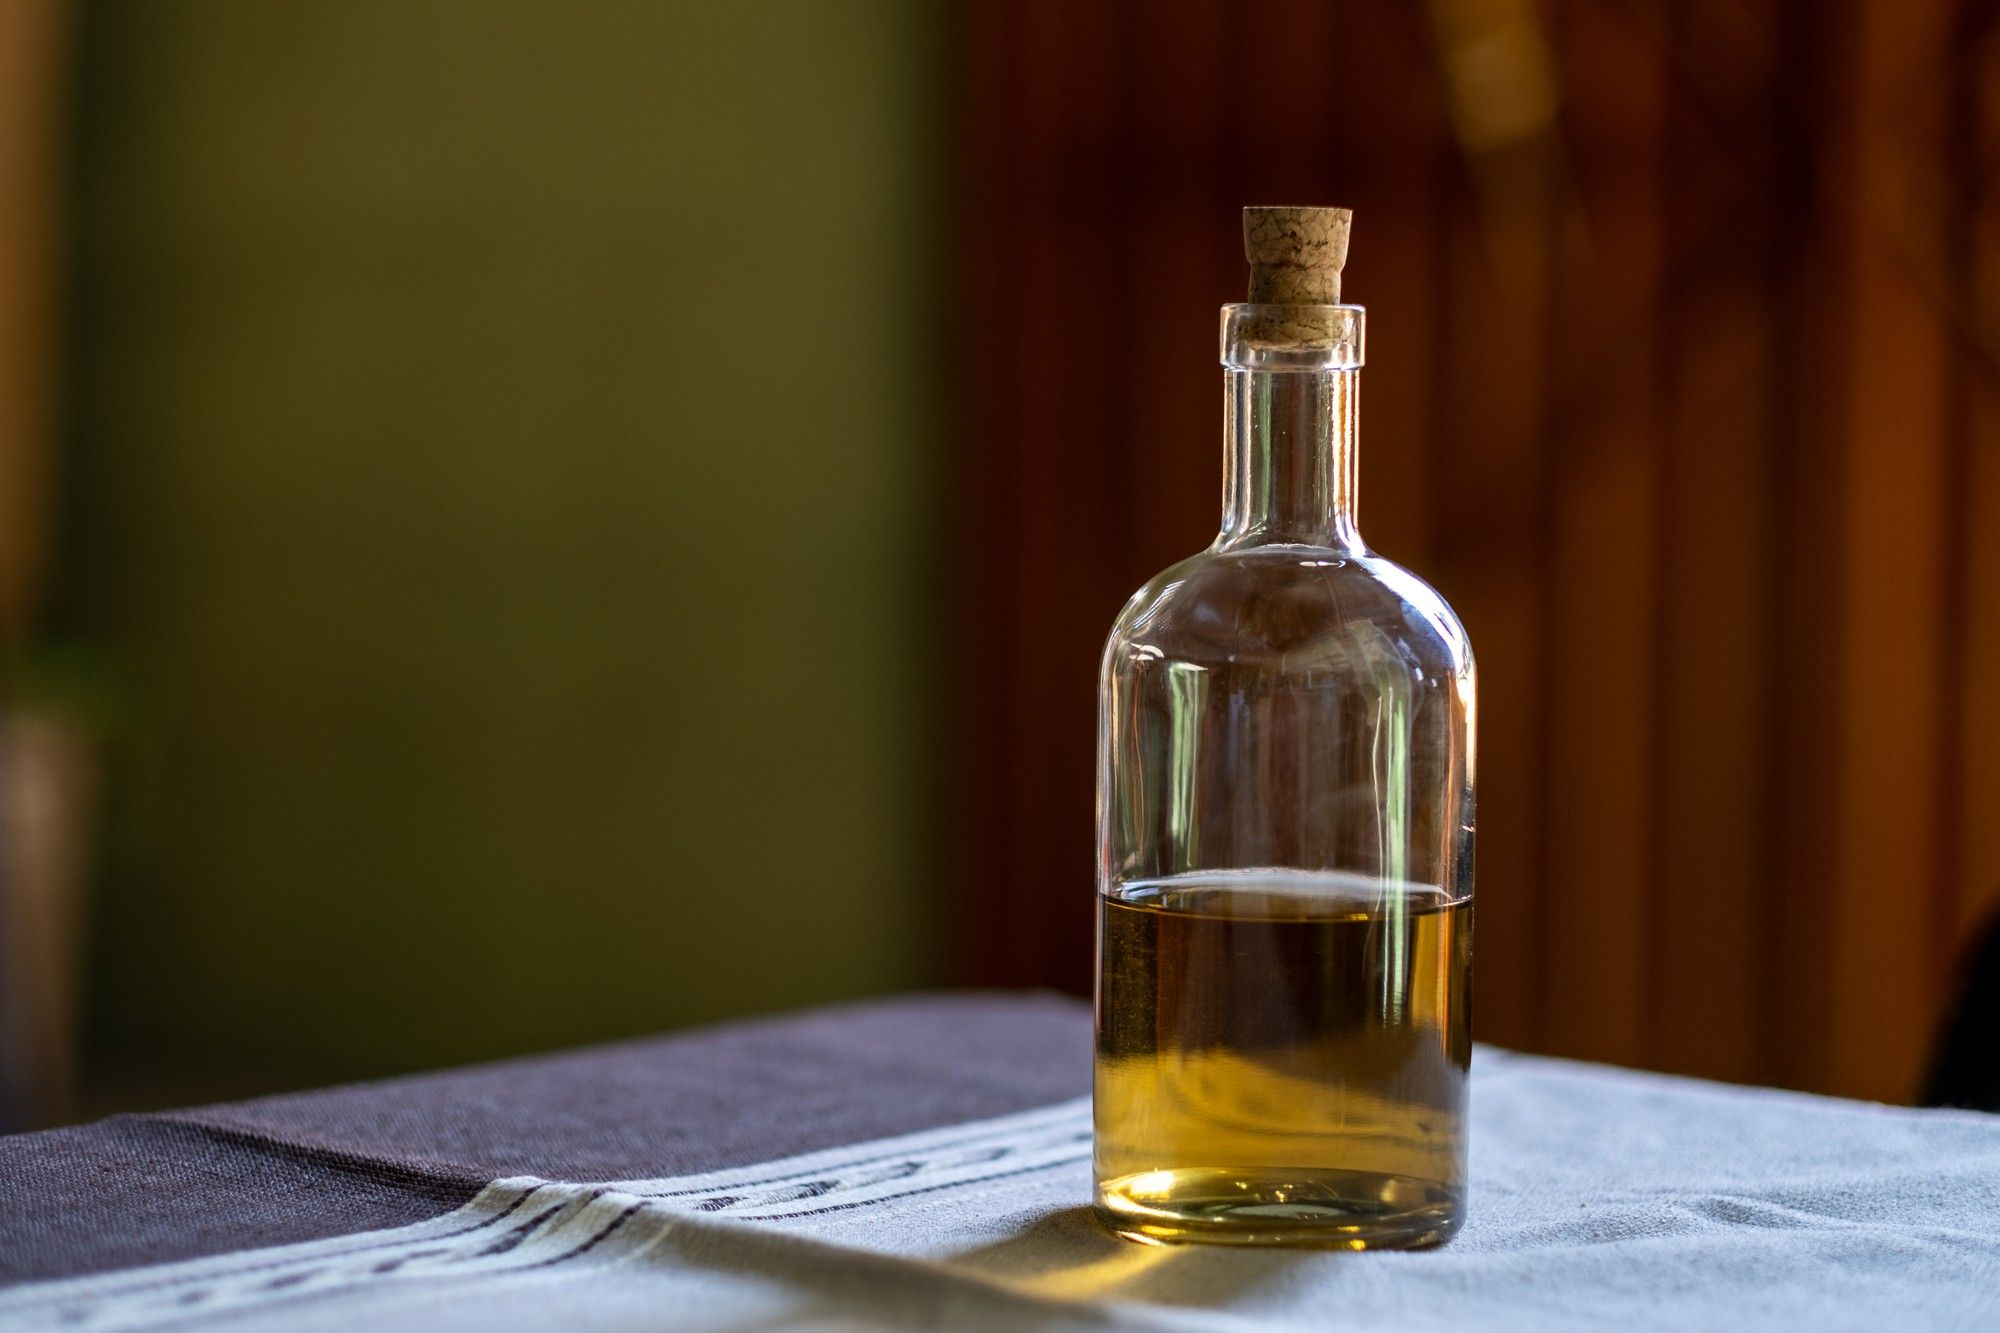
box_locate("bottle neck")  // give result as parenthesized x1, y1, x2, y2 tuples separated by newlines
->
(1217, 367, 1360, 551)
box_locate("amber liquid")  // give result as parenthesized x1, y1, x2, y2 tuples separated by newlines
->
(1094, 870, 1471, 1248)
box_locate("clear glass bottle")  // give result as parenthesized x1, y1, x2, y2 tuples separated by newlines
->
(1093, 208, 1475, 1250)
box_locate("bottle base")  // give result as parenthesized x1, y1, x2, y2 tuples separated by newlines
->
(1094, 1167, 1462, 1250)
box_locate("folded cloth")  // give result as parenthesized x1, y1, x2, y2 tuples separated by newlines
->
(1, 992, 1996, 1331)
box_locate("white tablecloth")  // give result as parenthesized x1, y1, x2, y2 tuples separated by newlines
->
(5, 1045, 1996, 1331)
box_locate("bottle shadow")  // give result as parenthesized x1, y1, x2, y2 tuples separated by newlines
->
(624, 1204, 1335, 1330)
(941, 1205, 1322, 1309)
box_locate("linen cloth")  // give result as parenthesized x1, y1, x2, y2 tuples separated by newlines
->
(1, 992, 1996, 1331)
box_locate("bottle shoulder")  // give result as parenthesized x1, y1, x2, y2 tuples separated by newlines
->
(1106, 544, 1474, 681)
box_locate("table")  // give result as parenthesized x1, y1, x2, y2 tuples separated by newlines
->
(1, 992, 1996, 1330)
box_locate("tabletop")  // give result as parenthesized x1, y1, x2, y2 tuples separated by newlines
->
(1, 991, 1996, 1331)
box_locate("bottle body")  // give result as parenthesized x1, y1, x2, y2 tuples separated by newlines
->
(1093, 305, 1475, 1249)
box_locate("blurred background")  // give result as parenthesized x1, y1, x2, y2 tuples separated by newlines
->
(1, 0, 1995, 1129)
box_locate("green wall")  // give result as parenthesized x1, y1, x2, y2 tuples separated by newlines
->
(61, 1, 939, 1082)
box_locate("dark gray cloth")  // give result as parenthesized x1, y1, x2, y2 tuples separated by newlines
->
(0, 992, 1090, 1285)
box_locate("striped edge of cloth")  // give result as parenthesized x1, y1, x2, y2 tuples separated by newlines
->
(0, 1097, 1102, 1332)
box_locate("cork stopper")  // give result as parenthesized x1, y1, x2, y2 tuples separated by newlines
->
(1243, 206, 1352, 304)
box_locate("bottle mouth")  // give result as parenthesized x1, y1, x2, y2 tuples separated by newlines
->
(1221, 304, 1364, 371)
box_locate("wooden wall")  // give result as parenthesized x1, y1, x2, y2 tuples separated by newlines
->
(952, 0, 2000, 1102)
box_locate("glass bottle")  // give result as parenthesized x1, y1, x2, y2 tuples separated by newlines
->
(1093, 208, 1475, 1249)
